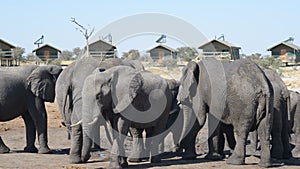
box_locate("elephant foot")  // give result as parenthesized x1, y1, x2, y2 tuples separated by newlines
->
(128, 157, 143, 163)
(226, 154, 245, 165)
(282, 151, 292, 159)
(258, 159, 272, 168)
(150, 155, 161, 163)
(81, 153, 91, 163)
(182, 152, 197, 160)
(69, 154, 82, 164)
(38, 146, 52, 154)
(204, 152, 225, 161)
(271, 147, 284, 159)
(24, 146, 38, 153)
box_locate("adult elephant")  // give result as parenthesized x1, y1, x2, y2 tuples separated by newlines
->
(289, 90, 300, 157)
(55, 57, 145, 163)
(177, 58, 273, 167)
(249, 69, 291, 159)
(81, 66, 172, 168)
(0, 65, 62, 154)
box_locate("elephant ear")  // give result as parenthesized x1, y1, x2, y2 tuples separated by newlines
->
(178, 61, 199, 103)
(26, 66, 59, 102)
(111, 69, 143, 113)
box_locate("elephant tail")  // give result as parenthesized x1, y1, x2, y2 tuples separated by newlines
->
(265, 92, 273, 135)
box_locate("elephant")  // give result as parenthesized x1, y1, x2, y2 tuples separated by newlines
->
(289, 90, 300, 157)
(248, 69, 291, 159)
(177, 58, 274, 167)
(0, 65, 62, 154)
(127, 78, 182, 163)
(55, 57, 145, 163)
(81, 66, 173, 168)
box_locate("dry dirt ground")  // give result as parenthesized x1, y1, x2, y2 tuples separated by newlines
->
(0, 67, 300, 169)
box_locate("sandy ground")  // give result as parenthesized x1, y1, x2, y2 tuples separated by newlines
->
(0, 67, 300, 168)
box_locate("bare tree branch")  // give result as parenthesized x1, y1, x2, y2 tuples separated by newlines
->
(70, 17, 94, 57)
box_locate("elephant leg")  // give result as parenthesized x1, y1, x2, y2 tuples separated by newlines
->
(281, 108, 292, 159)
(149, 117, 168, 164)
(109, 115, 129, 169)
(180, 120, 200, 160)
(91, 123, 101, 150)
(225, 124, 236, 151)
(226, 125, 248, 165)
(205, 115, 224, 160)
(0, 136, 10, 153)
(271, 109, 284, 159)
(69, 124, 83, 164)
(27, 98, 50, 154)
(128, 128, 146, 162)
(257, 118, 272, 167)
(22, 113, 38, 153)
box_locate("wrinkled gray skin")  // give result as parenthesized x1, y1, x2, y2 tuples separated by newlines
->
(0, 65, 62, 154)
(55, 57, 145, 164)
(249, 69, 291, 159)
(81, 66, 172, 168)
(289, 90, 300, 157)
(177, 58, 273, 167)
(128, 79, 182, 163)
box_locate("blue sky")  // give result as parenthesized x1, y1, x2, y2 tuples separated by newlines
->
(1, 0, 299, 56)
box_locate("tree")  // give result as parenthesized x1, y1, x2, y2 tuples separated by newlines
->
(176, 47, 198, 61)
(71, 18, 94, 57)
(13, 47, 25, 61)
(122, 49, 140, 60)
(26, 53, 36, 61)
(60, 50, 73, 60)
(73, 47, 82, 59)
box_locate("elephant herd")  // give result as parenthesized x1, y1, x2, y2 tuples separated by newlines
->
(0, 57, 299, 168)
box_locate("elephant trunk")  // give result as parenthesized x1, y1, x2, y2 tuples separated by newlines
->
(81, 122, 93, 162)
(179, 103, 198, 143)
(81, 79, 102, 162)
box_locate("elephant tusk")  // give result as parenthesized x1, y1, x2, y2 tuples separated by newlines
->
(70, 120, 82, 127)
(88, 117, 99, 126)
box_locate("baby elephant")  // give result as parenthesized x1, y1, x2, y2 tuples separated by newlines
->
(81, 66, 173, 168)
(0, 65, 62, 154)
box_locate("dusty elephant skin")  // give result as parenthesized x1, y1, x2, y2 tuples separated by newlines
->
(177, 58, 274, 167)
(0, 65, 62, 154)
(81, 66, 172, 169)
(55, 57, 146, 164)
